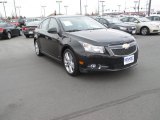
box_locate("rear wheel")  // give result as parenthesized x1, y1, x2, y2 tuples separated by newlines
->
(140, 27, 149, 35)
(7, 32, 11, 39)
(34, 40, 43, 56)
(63, 49, 79, 76)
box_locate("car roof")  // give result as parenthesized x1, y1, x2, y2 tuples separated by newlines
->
(48, 15, 87, 19)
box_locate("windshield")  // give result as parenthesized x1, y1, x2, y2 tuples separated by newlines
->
(11, 19, 18, 22)
(26, 21, 40, 26)
(106, 18, 122, 24)
(0, 23, 6, 27)
(59, 16, 106, 32)
(138, 17, 151, 22)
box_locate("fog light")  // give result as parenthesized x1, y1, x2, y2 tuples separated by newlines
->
(90, 64, 96, 69)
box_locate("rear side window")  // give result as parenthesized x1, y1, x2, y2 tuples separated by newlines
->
(41, 19, 50, 30)
(153, 16, 160, 21)
(121, 17, 128, 22)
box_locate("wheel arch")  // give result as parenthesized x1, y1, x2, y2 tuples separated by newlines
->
(140, 26, 150, 34)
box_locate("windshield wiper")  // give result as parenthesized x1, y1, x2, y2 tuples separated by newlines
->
(66, 29, 82, 32)
(84, 28, 105, 30)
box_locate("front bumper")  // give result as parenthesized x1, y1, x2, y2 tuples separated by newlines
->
(149, 26, 160, 33)
(78, 51, 138, 73)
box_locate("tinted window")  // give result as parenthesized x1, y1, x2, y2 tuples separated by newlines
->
(48, 18, 59, 30)
(121, 17, 128, 22)
(129, 17, 138, 22)
(153, 16, 160, 21)
(41, 19, 50, 30)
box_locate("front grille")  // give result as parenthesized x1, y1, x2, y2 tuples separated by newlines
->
(111, 45, 136, 56)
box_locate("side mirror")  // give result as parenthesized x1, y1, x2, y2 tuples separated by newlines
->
(103, 24, 109, 28)
(48, 28, 58, 34)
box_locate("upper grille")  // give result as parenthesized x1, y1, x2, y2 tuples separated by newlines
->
(111, 45, 137, 56)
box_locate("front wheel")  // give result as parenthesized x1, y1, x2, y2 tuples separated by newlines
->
(140, 27, 149, 35)
(63, 49, 79, 76)
(34, 40, 43, 56)
(7, 32, 11, 39)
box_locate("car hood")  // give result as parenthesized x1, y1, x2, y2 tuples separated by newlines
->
(66, 29, 135, 46)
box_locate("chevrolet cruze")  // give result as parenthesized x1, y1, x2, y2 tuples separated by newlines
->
(34, 16, 138, 76)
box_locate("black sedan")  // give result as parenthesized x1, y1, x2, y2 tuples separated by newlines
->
(0, 23, 21, 39)
(34, 16, 138, 76)
(95, 17, 136, 34)
(22, 21, 41, 38)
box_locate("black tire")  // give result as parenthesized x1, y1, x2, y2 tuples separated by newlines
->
(19, 30, 22, 36)
(63, 49, 79, 76)
(140, 27, 149, 35)
(7, 32, 12, 39)
(34, 40, 43, 56)
(25, 35, 29, 38)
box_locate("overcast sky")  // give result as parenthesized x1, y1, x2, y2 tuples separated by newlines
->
(0, 0, 160, 17)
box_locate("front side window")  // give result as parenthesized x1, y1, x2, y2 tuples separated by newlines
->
(41, 19, 50, 30)
(48, 18, 59, 30)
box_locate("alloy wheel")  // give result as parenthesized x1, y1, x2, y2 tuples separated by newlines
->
(64, 51, 75, 74)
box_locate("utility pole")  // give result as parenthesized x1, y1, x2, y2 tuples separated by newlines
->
(0, 1, 7, 18)
(148, 0, 152, 16)
(13, 0, 17, 18)
(134, 0, 138, 13)
(98, 0, 99, 15)
(16, 6, 21, 17)
(117, 5, 121, 12)
(56, 1, 62, 15)
(41, 6, 46, 17)
(64, 6, 68, 15)
(137, 0, 140, 15)
(99, 1, 105, 15)
(80, 0, 82, 15)
(84, 5, 88, 15)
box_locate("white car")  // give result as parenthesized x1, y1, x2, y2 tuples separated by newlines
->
(120, 16, 160, 35)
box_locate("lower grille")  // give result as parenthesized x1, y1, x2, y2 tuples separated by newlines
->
(111, 45, 137, 56)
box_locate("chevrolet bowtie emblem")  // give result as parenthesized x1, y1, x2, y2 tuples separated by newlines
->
(122, 43, 130, 49)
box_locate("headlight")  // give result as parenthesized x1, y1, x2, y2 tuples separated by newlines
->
(119, 26, 127, 30)
(79, 41, 105, 53)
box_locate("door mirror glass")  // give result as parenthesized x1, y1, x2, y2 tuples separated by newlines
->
(48, 28, 58, 34)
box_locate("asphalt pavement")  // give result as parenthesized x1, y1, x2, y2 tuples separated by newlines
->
(0, 35, 160, 120)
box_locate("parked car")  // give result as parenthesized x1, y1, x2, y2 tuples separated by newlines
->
(146, 15, 160, 22)
(24, 17, 43, 25)
(95, 17, 136, 34)
(10, 19, 20, 27)
(34, 16, 138, 76)
(22, 21, 41, 38)
(0, 23, 21, 39)
(120, 16, 160, 35)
